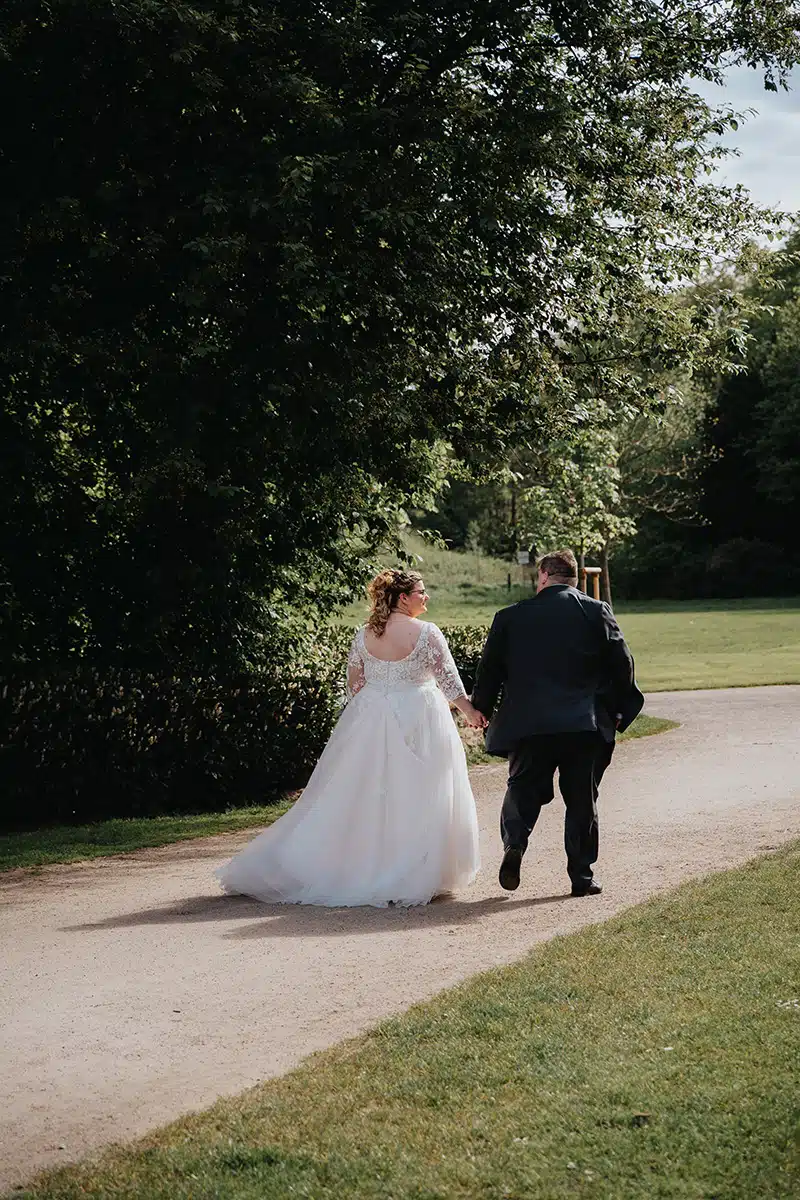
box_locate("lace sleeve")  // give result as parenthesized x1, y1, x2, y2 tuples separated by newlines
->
(426, 624, 467, 702)
(346, 629, 366, 700)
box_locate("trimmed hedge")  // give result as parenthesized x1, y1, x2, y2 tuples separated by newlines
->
(0, 623, 489, 831)
(437, 623, 489, 694)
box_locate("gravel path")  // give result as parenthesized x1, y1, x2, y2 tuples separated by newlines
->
(2, 686, 799, 1191)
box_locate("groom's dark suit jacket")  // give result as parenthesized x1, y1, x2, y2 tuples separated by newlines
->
(472, 584, 644, 756)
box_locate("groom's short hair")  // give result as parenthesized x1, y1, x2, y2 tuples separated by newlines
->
(538, 549, 578, 583)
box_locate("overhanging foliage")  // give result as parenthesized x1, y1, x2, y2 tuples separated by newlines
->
(2, 1, 797, 667)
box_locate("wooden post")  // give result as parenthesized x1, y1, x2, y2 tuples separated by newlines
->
(584, 566, 602, 600)
(600, 544, 612, 608)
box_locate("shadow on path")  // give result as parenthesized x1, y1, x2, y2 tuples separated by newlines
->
(62, 890, 574, 938)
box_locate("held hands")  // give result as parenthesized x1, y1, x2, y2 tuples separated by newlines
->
(460, 700, 488, 729)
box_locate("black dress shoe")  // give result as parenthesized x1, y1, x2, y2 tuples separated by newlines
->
(571, 880, 602, 897)
(499, 847, 523, 891)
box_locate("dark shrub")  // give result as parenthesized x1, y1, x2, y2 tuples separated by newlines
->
(702, 538, 800, 598)
(0, 668, 342, 831)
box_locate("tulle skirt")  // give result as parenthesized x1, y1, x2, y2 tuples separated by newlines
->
(215, 680, 480, 907)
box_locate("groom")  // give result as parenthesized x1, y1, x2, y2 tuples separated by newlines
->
(472, 548, 643, 896)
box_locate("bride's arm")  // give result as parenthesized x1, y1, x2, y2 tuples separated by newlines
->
(346, 630, 366, 700)
(427, 625, 487, 728)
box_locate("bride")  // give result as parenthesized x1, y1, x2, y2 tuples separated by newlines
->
(216, 568, 485, 907)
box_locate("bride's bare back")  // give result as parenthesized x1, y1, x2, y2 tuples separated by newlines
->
(363, 613, 422, 661)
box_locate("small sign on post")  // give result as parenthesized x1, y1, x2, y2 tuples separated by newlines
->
(517, 545, 537, 590)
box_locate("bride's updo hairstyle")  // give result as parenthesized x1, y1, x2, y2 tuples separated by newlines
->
(367, 568, 423, 636)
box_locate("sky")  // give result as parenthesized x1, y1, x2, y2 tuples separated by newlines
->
(693, 65, 800, 216)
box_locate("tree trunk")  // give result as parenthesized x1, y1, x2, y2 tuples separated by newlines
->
(600, 543, 613, 608)
(509, 482, 518, 555)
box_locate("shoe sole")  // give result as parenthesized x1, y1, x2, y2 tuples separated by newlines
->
(499, 850, 522, 891)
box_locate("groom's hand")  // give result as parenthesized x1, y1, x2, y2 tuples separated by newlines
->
(472, 707, 489, 730)
(461, 701, 488, 729)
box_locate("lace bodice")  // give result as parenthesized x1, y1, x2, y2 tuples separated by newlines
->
(346, 622, 467, 703)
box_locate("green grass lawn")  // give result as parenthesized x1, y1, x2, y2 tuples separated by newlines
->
(617, 599, 800, 692)
(16, 840, 800, 1200)
(345, 535, 800, 692)
(0, 802, 293, 873)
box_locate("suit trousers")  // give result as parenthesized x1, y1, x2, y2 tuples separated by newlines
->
(500, 732, 613, 887)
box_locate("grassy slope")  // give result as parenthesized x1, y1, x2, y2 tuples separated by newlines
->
(16, 840, 800, 1200)
(342, 533, 535, 626)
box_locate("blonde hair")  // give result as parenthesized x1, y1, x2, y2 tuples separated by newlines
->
(367, 568, 423, 636)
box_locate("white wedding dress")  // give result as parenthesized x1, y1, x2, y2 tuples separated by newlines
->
(216, 621, 480, 907)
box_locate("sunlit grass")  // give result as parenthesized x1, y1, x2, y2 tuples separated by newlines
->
(0, 803, 293, 873)
(617, 601, 800, 691)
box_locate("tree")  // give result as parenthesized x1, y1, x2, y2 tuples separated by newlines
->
(618, 384, 713, 530)
(513, 418, 633, 602)
(703, 230, 800, 559)
(605, 378, 717, 599)
(2, 1, 797, 668)
(606, 250, 800, 599)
